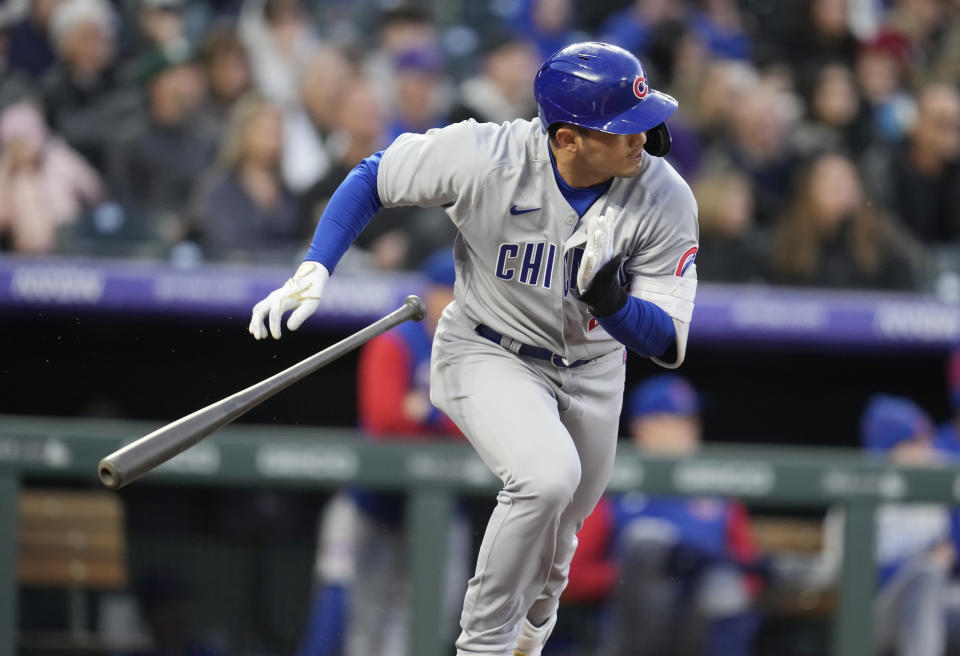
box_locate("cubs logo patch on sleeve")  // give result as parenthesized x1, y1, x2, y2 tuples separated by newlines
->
(675, 247, 697, 277)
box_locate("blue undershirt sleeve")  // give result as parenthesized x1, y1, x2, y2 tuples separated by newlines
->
(304, 151, 384, 272)
(596, 296, 676, 358)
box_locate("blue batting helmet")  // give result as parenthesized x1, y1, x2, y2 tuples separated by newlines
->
(534, 42, 677, 156)
(860, 394, 933, 454)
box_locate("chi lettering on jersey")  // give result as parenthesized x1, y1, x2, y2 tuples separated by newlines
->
(495, 242, 557, 288)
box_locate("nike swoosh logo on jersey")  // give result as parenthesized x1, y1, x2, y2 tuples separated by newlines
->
(510, 205, 541, 215)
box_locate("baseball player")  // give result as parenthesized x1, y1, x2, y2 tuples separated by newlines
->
(797, 396, 953, 656)
(249, 42, 699, 656)
(566, 375, 761, 656)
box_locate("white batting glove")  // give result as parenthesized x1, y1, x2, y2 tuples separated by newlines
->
(248, 261, 330, 340)
(577, 214, 615, 294)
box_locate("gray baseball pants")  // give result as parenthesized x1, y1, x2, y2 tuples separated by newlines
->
(430, 302, 625, 656)
(876, 556, 949, 656)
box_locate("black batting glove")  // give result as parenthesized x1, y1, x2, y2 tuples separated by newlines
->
(575, 258, 627, 317)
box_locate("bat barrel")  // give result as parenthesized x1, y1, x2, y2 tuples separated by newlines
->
(98, 295, 426, 489)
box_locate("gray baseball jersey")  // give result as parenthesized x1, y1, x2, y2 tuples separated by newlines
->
(376, 117, 699, 656)
(377, 117, 699, 368)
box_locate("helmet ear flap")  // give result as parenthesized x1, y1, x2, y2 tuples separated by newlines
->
(643, 122, 672, 157)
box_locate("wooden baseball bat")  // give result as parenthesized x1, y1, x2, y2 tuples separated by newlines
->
(98, 295, 426, 489)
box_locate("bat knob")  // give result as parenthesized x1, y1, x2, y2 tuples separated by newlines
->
(404, 295, 427, 322)
(98, 459, 122, 489)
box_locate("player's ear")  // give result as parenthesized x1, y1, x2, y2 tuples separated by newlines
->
(554, 125, 580, 152)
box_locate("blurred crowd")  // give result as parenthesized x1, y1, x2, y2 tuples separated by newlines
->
(1, 0, 959, 289)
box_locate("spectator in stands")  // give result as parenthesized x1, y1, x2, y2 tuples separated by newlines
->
(510, 0, 588, 60)
(385, 46, 450, 141)
(597, 0, 682, 56)
(297, 80, 385, 226)
(566, 375, 762, 656)
(195, 27, 252, 143)
(685, 59, 756, 152)
(691, 169, 764, 283)
(886, 0, 946, 83)
(447, 34, 539, 125)
(298, 80, 454, 270)
(297, 249, 468, 656)
(855, 30, 917, 144)
(362, 6, 438, 114)
(779, 0, 859, 75)
(41, 0, 141, 174)
(800, 395, 952, 656)
(6, 0, 60, 79)
(239, 0, 316, 106)
(925, 1, 960, 86)
(191, 93, 299, 261)
(769, 151, 920, 290)
(862, 81, 960, 244)
(282, 46, 353, 194)
(108, 59, 215, 248)
(793, 61, 874, 159)
(701, 80, 797, 226)
(642, 19, 709, 178)
(0, 11, 37, 112)
(688, 0, 751, 61)
(0, 100, 104, 254)
(644, 18, 709, 105)
(118, 0, 192, 84)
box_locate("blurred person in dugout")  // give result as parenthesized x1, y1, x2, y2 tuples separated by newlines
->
(789, 395, 954, 656)
(935, 349, 960, 457)
(297, 249, 470, 656)
(931, 348, 960, 656)
(189, 92, 299, 262)
(0, 100, 104, 253)
(565, 375, 763, 656)
(118, 572, 228, 656)
(769, 150, 921, 290)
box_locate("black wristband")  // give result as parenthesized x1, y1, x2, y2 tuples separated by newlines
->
(576, 258, 627, 317)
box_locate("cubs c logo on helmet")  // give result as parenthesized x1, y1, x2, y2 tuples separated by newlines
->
(633, 75, 648, 99)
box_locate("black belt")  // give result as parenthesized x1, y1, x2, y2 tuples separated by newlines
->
(475, 324, 594, 368)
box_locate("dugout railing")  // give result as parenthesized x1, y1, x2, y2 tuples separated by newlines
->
(2, 416, 959, 656)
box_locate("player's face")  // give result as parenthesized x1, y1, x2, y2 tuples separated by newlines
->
(574, 129, 648, 184)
